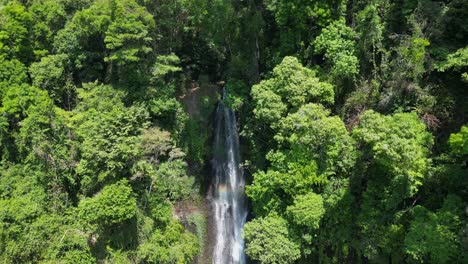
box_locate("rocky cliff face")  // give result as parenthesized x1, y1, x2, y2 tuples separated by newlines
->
(178, 76, 221, 263)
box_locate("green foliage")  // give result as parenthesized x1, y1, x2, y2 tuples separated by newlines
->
(104, 0, 155, 65)
(186, 212, 207, 257)
(276, 103, 356, 177)
(146, 53, 187, 138)
(152, 54, 182, 81)
(183, 118, 207, 164)
(0, 55, 27, 97)
(78, 179, 136, 227)
(29, 0, 66, 58)
(397, 33, 430, 82)
(51, 0, 156, 84)
(405, 205, 460, 263)
(264, 0, 346, 61)
(154, 160, 195, 201)
(0, 164, 94, 263)
(448, 125, 468, 156)
(29, 54, 73, 105)
(247, 103, 355, 218)
(246, 169, 294, 215)
(149, 97, 187, 137)
(314, 18, 359, 82)
(286, 192, 325, 229)
(246, 99, 355, 260)
(243, 214, 301, 264)
(225, 79, 248, 111)
(0, 166, 47, 225)
(0, 55, 27, 83)
(0, 2, 33, 62)
(353, 111, 432, 199)
(45, 222, 95, 264)
(437, 46, 468, 82)
(58, 0, 93, 14)
(137, 220, 199, 264)
(355, 3, 386, 77)
(251, 56, 334, 130)
(265, 0, 341, 28)
(139, 127, 173, 163)
(53, 1, 111, 81)
(73, 83, 148, 193)
(353, 111, 433, 259)
(0, 0, 467, 263)
(0, 82, 56, 162)
(316, 177, 354, 257)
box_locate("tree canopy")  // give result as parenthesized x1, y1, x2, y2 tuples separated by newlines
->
(0, 0, 466, 263)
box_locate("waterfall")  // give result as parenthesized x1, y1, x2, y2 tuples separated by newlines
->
(211, 89, 248, 264)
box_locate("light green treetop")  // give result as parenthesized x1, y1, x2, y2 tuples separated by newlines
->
(448, 125, 468, 156)
(314, 18, 359, 82)
(405, 201, 461, 264)
(78, 179, 136, 227)
(353, 110, 432, 201)
(243, 214, 301, 264)
(436, 46, 468, 82)
(286, 192, 325, 229)
(251, 56, 334, 129)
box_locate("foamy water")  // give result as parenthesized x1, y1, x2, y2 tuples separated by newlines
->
(211, 90, 247, 264)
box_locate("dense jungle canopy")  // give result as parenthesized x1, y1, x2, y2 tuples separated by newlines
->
(0, 0, 466, 263)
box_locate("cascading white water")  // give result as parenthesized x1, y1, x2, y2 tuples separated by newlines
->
(211, 89, 247, 264)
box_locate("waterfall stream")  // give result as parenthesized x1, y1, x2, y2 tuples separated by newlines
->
(211, 90, 248, 264)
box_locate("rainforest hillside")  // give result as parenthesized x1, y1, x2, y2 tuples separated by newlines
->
(0, 0, 466, 263)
